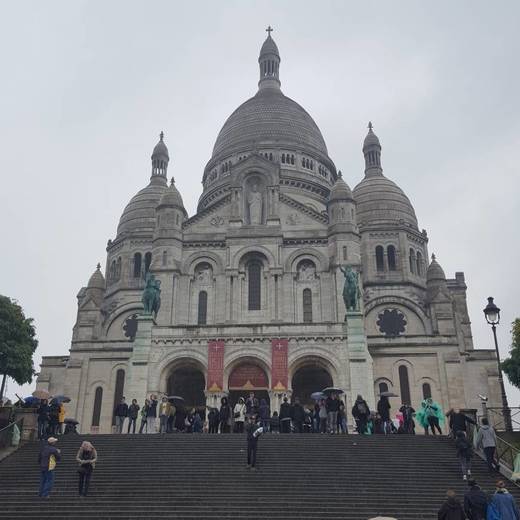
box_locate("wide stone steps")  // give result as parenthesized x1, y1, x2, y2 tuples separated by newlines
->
(1, 433, 519, 519)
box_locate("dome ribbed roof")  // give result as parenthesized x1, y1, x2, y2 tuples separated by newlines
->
(260, 35, 279, 57)
(329, 173, 353, 202)
(87, 264, 105, 290)
(353, 174, 418, 228)
(152, 132, 169, 160)
(158, 180, 185, 210)
(211, 88, 328, 159)
(117, 177, 168, 236)
(427, 254, 446, 282)
(363, 126, 381, 150)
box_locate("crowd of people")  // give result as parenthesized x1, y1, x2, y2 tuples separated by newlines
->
(36, 399, 66, 439)
(437, 480, 520, 520)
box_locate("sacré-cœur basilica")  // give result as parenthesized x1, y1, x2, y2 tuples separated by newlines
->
(36, 30, 500, 433)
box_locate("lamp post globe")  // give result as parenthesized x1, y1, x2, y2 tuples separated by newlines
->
(483, 296, 511, 432)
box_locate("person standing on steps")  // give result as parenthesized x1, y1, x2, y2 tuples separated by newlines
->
(352, 394, 370, 434)
(437, 490, 466, 520)
(127, 399, 140, 434)
(279, 396, 292, 433)
(76, 441, 97, 497)
(270, 411, 280, 433)
(158, 397, 172, 434)
(318, 399, 327, 433)
(37, 399, 50, 440)
(455, 430, 473, 481)
(448, 409, 476, 437)
(417, 398, 444, 435)
(219, 396, 232, 433)
(208, 407, 219, 434)
(38, 437, 61, 498)
(146, 394, 158, 433)
(233, 397, 246, 433)
(58, 402, 66, 435)
(489, 480, 520, 519)
(377, 395, 391, 434)
(463, 480, 487, 520)
(475, 417, 498, 472)
(245, 414, 263, 471)
(114, 397, 128, 434)
(139, 399, 150, 433)
(326, 393, 340, 434)
(292, 397, 305, 433)
(399, 404, 416, 434)
(259, 398, 270, 432)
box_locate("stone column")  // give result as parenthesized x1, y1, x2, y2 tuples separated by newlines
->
(125, 315, 154, 405)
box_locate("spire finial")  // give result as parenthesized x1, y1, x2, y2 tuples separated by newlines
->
(266, 25, 273, 37)
(431, 253, 436, 261)
(159, 131, 164, 141)
(170, 177, 175, 186)
(96, 263, 101, 270)
(368, 121, 373, 131)
(337, 170, 342, 178)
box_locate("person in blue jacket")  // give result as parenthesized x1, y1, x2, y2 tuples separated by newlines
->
(489, 480, 520, 520)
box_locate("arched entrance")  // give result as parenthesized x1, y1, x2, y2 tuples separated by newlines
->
(167, 366, 206, 409)
(228, 362, 270, 407)
(291, 363, 333, 406)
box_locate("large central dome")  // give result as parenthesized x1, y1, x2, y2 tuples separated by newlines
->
(212, 88, 328, 159)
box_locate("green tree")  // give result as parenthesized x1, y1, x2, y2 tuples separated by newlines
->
(0, 295, 38, 400)
(501, 318, 520, 389)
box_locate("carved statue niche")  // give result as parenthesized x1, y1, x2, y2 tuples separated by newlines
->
(297, 260, 317, 282)
(245, 176, 264, 225)
(195, 262, 213, 285)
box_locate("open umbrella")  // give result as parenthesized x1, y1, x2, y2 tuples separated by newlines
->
(23, 396, 40, 405)
(322, 387, 344, 395)
(50, 395, 71, 404)
(311, 392, 326, 401)
(379, 391, 399, 398)
(168, 396, 185, 403)
(32, 390, 50, 400)
(64, 418, 79, 425)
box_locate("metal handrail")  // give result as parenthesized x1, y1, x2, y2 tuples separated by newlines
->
(0, 417, 23, 434)
(486, 407, 520, 432)
(0, 418, 25, 453)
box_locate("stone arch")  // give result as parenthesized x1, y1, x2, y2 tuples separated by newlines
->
(289, 355, 336, 406)
(182, 251, 224, 276)
(231, 245, 277, 270)
(224, 354, 272, 390)
(231, 160, 278, 187)
(157, 354, 208, 395)
(284, 248, 329, 273)
(104, 303, 143, 339)
(288, 354, 338, 387)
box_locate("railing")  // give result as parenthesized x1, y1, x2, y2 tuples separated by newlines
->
(0, 418, 24, 453)
(486, 407, 520, 432)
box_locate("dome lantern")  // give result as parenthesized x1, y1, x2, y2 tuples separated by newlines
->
(363, 122, 383, 177)
(151, 131, 169, 181)
(258, 26, 281, 91)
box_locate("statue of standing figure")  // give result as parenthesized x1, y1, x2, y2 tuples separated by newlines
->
(248, 184, 262, 225)
(142, 272, 161, 317)
(339, 265, 361, 312)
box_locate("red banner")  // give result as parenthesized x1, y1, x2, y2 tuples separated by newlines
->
(229, 363, 268, 389)
(207, 340, 225, 392)
(271, 339, 288, 391)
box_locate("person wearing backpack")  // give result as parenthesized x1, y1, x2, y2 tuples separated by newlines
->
(455, 430, 473, 481)
(488, 480, 520, 520)
(437, 489, 466, 520)
(463, 480, 487, 520)
(475, 417, 498, 472)
(352, 394, 370, 434)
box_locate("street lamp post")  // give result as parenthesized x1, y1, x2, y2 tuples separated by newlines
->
(483, 296, 513, 432)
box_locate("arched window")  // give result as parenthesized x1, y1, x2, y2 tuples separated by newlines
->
(248, 261, 262, 310)
(282, 153, 285, 163)
(399, 365, 411, 405)
(198, 291, 208, 325)
(422, 383, 432, 399)
(116, 257, 121, 279)
(310, 160, 314, 170)
(409, 249, 416, 274)
(176, 214, 180, 226)
(269, 153, 273, 161)
(376, 246, 385, 272)
(91, 387, 103, 428)
(162, 251, 167, 266)
(378, 382, 389, 395)
(291, 155, 295, 165)
(387, 245, 397, 271)
(110, 260, 116, 281)
(342, 246, 347, 261)
(111, 369, 125, 426)
(303, 288, 312, 323)
(416, 251, 423, 276)
(144, 252, 152, 274)
(301, 158, 305, 167)
(133, 253, 142, 278)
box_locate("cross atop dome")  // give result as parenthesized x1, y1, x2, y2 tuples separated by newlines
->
(266, 25, 273, 36)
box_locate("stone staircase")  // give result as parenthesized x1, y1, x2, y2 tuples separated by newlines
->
(0, 433, 519, 519)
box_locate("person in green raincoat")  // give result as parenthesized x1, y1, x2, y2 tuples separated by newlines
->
(415, 398, 444, 435)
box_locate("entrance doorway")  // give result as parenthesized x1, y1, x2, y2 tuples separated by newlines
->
(291, 364, 333, 406)
(167, 367, 206, 408)
(228, 362, 270, 407)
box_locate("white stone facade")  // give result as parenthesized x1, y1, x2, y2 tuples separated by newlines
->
(36, 34, 500, 433)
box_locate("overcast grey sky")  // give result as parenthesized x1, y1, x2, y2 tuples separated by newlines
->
(1, 1, 519, 405)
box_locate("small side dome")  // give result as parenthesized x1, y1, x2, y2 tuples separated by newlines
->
(152, 131, 169, 160)
(426, 254, 446, 283)
(157, 178, 187, 214)
(87, 263, 105, 290)
(363, 121, 381, 151)
(329, 171, 353, 202)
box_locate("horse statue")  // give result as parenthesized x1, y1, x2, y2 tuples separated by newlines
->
(142, 273, 161, 317)
(339, 265, 361, 312)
